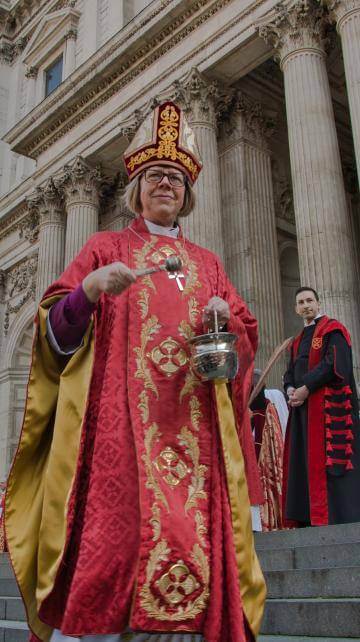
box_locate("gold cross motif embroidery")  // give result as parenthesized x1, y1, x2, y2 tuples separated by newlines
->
(154, 447, 190, 487)
(156, 561, 200, 605)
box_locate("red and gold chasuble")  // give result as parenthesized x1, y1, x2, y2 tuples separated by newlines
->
(128, 232, 215, 629)
(5, 218, 265, 642)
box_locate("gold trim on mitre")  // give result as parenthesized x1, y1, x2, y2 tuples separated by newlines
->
(123, 102, 202, 184)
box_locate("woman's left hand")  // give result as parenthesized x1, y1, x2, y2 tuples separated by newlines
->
(203, 296, 230, 330)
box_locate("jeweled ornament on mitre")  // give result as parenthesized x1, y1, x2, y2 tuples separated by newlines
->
(123, 101, 203, 184)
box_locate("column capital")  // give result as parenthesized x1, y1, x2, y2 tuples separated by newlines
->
(218, 90, 276, 150)
(25, 65, 38, 79)
(257, 0, 328, 69)
(26, 178, 64, 226)
(0, 37, 15, 65)
(323, 0, 360, 29)
(65, 27, 77, 40)
(172, 67, 219, 125)
(58, 156, 103, 207)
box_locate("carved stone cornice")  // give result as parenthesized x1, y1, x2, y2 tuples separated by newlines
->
(257, 0, 328, 69)
(173, 67, 219, 125)
(26, 178, 64, 226)
(218, 90, 276, 150)
(323, 0, 360, 29)
(4, 0, 277, 158)
(58, 156, 102, 207)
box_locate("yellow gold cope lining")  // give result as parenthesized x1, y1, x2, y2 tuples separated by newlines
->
(214, 381, 267, 637)
(5, 298, 94, 642)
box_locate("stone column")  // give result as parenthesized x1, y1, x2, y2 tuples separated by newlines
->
(258, 0, 360, 381)
(100, 174, 135, 232)
(173, 68, 224, 259)
(27, 179, 65, 302)
(219, 93, 284, 384)
(324, 0, 360, 183)
(64, 29, 77, 77)
(59, 156, 101, 264)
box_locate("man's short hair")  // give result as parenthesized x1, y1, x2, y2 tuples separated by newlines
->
(295, 286, 319, 302)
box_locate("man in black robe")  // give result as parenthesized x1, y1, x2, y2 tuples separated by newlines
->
(283, 287, 360, 526)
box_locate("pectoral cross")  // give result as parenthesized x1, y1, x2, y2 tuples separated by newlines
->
(168, 271, 185, 291)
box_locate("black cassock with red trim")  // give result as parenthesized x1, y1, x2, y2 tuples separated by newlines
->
(283, 315, 360, 526)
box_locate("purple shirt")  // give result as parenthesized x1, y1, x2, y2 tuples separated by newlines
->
(47, 284, 95, 354)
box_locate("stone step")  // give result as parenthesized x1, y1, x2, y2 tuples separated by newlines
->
(0, 581, 19, 599)
(255, 522, 360, 550)
(0, 620, 28, 642)
(258, 541, 360, 572)
(261, 598, 360, 637)
(0, 598, 25, 622)
(257, 635, 360, 642)
(265, 566, 360, 598)
(259, 637, 360, 641)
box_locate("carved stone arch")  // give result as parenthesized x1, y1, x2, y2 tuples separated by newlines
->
(279, 240, 301, 338)
(0, 306, 35, 477)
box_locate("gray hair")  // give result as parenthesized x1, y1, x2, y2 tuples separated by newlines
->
(123, 172, 196, 218)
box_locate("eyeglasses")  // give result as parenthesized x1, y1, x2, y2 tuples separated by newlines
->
(143, 169, 186, 187)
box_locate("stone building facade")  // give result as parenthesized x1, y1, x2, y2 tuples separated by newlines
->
(0, 0, 359, 479)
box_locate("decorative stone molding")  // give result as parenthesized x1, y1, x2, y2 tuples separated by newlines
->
(3, 0, 276, 158)
(3, 253, 38, 334)
(25, 65, 38, 78)
(173, 67, 219, 125)
(21, 6, 80, 70)
(257, 0, 328, 68)
(58, 156, 102, 207)
(0, 33, 28, 64)
(18, 210, 39, 244)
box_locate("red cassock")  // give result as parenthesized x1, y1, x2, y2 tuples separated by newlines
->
(6, 217, 265, 642)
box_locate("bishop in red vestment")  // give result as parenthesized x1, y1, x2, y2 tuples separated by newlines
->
(5, 102, 266, 642)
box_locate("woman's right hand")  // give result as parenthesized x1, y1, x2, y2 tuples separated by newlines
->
(82, 262, 137, 302)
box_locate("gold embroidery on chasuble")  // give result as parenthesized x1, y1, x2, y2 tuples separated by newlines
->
(149, 337, 188, 377)
(154, 447, 191, 487)
(140, 540, 210, 621)
(132, 237, 210, 621)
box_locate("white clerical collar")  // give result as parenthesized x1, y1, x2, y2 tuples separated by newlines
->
(304, 313, 324, 327)
(144, 219, 179, 238)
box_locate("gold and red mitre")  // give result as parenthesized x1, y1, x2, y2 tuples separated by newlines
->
(123, 101, 202, 185)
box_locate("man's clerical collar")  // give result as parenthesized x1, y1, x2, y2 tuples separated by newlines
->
(304, 313, 324, 327)
(144, 219, 179, 238)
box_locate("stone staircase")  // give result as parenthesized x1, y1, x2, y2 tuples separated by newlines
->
(0, 523, 360, 641)
(256, 521, 360, 641)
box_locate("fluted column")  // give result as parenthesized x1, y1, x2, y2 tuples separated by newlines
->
(100, 174, 135, 232)
(27, 179, 65, 302)
(219, 93, 284, 383)
(59, 156, 102, 264)
(258, 0, 360, 381)
(64, 29, 77, 77)
(173, 69, 224, 259)
(324, 0, 360, 183)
